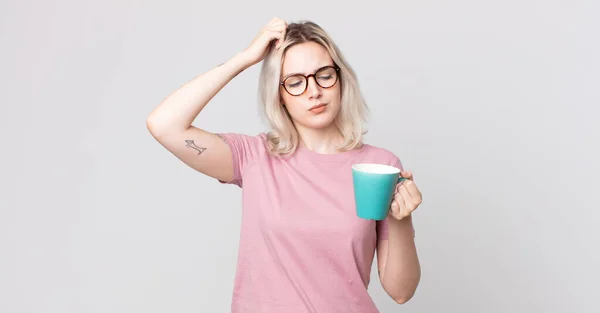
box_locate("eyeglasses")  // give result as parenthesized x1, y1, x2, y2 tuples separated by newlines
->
(280, 65, 340, 96)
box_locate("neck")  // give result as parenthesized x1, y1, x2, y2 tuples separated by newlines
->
(295, 123, 344, 154)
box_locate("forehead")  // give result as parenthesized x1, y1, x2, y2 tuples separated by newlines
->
(282, 41, 333, 75)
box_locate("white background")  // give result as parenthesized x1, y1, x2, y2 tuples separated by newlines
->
(1, 0, 598, 312)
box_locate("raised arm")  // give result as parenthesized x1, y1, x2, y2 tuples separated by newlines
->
(146, 17, 288, 182)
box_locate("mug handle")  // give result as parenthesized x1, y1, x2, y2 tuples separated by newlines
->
(397, 177, 409, 183)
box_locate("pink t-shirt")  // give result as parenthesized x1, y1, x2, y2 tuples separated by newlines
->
(218, 132, 405, 313)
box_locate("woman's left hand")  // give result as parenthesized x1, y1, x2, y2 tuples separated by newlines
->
(389, 171, 423, 220)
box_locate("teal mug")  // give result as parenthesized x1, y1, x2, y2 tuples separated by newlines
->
(351, 163, 408, 220)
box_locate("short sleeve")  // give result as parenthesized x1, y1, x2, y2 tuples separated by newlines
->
(391, 155, 404, 172)
(216, 132, 265, 187)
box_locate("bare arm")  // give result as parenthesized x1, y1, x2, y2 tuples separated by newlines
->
(377, 216, 421, 304)
(146, 17, 287, 182)
(146, 53, 250, 136)
(145, 53, 251, 182)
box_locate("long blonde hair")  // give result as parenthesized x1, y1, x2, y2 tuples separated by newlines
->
(258, 20, 369, 156)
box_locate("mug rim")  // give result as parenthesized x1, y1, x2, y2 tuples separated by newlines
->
(352, 163, 400, 174)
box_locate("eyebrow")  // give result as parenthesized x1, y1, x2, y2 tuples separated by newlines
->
(282, 64, 335, 80)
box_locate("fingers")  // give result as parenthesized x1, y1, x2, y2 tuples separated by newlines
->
(266, 18, 287, 49)
(269, 17, 287, 28)
(264, 29, 285, 49)
(395, 181, 404, 193)
(391, 191, 409, 220)
(398, 184, 411, 204)
(403, 180, 422, 204)
(397, 186, 412, 218)
(400, 182, 421, 212)
(391, 170, 422, 220)
(267, 23, 287, 32)
(390, 198, 400, 216)
(398, 170, 421, 202)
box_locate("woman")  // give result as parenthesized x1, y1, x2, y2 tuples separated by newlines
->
(147, 17, 422, 313)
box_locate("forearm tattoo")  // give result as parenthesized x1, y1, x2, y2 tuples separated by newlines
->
(185, 140, 206, 155)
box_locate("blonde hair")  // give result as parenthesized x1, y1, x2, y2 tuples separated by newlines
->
(258, 20, 369, 156)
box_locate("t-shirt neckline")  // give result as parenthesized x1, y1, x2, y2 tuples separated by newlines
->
(295, 144, 368, 163)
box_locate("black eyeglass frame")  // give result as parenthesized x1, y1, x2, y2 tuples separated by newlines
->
(279, 65, 341, 96)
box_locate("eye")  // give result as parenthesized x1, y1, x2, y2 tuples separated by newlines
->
(285, 75, 304, 87)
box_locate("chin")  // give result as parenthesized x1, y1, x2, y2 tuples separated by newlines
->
(305, 120, 335, 129)
(300, 111, 338, 129)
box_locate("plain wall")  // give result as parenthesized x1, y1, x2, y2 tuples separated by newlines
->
(1, 0, 598, 312)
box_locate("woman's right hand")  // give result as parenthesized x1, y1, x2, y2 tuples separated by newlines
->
(240, 17, 288, 67)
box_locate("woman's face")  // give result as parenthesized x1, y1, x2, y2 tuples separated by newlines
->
(279, 41, 341, 130)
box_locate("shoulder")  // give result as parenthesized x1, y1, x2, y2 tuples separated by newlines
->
(215, 131, 271, 161)
(218, 132, 269, 148)
(360, 143, 403, 169)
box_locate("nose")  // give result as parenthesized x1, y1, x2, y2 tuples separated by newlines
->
(306, 76, 322, 99)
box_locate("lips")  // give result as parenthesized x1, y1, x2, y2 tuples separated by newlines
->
(309, 103, 327, 111)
